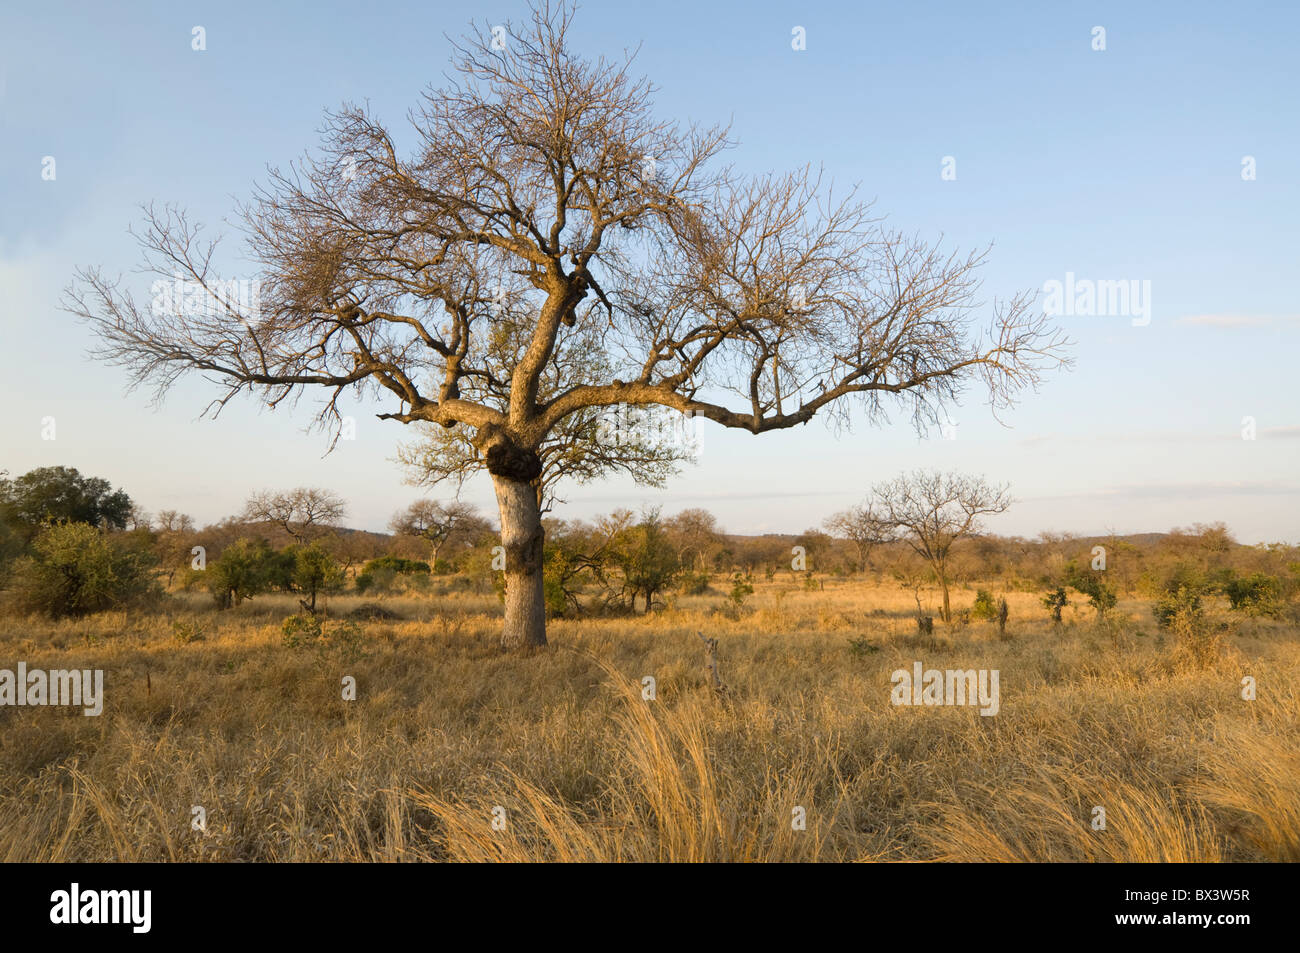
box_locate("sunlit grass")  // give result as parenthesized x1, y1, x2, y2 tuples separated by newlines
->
(0, 579, 1294, 861)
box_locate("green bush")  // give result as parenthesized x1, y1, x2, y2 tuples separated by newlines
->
(1065, 564, 1117, 618)
(681, 571, 712, 595)
(362, 555, 432, 575)
(281, 613, 365, 664)
(356, 555, 431, 594)
(208, 538, 277, 609)
(10, 522, 157, 618)
(1042, 586, 1069, 623)
(1221, 572, 1281, 616)
(970, 589, 998, 621)
(729, 573, 754, 607)
(1153, 585, 1202, 630)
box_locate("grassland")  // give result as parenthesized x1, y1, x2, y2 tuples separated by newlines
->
(0, 578, 1296, 862)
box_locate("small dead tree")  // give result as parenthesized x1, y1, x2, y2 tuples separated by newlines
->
(824, 502, 896, 574)
(875, 471, 1012, 624)
(696, 630, 728, 698)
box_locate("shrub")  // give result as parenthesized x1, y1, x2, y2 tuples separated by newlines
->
(10, 522, 157, 618)
(1153, 585, 1201, 630)
(728, 573, 754, 607)
(171, 618, 207, 644)
(681, 571, 712, 595)
(362, 555, 432, 576)
(207, 538, 277, 609)
(356, 555, 431, 594)
(281, 613, 366, 664)
(847, 636, 879, 658)
(1041, 586, 1069, 623)
(1221, 572, 1281, 617)
(970, 589, 998, 621)
(1164, 597, 1225, 670)
(1066, 566, 1117, 619)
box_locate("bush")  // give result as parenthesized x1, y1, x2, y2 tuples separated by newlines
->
(356, 555, 431, 594)
(1153, 585, 1201, 630)
(1042, 586, 1069, 623)
(1066, 565, 1117, 618)
(681, 571, 712, 595)
(207, 538, 278, 609)
(10, 522, 157, 618)
(293, 542, 345, 613)
(361, 555, 431, 576)
(1154, 589, 1225, 670)
(281, 613, 366, 664)
(728, 573, 754, 607)
(1221, 572, 1281, 617)
(970, 589, 998, 621)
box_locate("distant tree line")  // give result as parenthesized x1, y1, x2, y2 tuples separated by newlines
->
(1, 465, 1296, 626)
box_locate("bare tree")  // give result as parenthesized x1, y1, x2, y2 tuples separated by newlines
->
(242, 488, 347, 543)
(824, 502, 896, 574)
(874, 470, 1012, 623)
(665, 507, 723, 571)
(66, 1, 1066, 649)
(155, 509, 196, 534)
(389, 499, 490, 568)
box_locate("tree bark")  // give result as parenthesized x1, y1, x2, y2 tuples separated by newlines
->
(492, 474, 547, 649)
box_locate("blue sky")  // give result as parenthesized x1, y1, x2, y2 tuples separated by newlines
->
(2, 1, 1298, 542)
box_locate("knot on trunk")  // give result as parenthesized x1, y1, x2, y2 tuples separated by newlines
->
(484, 438, 543, 483)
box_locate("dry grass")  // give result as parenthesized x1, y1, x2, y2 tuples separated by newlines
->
(0, 580, 1295, 862)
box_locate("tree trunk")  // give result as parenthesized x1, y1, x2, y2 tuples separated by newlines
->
(940, 577, 951, 623)
(492, 474, 547, 649)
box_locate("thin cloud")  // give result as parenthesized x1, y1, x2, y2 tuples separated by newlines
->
(1174, 313, 1298, 328)
(1261, 425, 1300, 439)
(1027, 480, 1300, 502)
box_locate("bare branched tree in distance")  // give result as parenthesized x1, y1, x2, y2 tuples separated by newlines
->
(66, 1, 1068, 648)
(666, 508, 724, 572)
(242, 488, 347, 544)
(873, 470, 1012, 623)
(824, 503, 896, 574)
(389, 499, 491, 568)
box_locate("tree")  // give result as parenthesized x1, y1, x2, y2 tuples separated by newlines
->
(665, 508, 723, 571)
(208, 538, 278, 609)
(0, 466, 133, 542)
(389, 499, 490, 569)
(874, 470, 1012, 623)
(610, 508, 680, 613)
(155, 510, 196, 534)
(242, 488, 347, 544)
(293, 541, 345, 614)
(824, 503, 895, 574)
(67, 1, 1066, 648)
